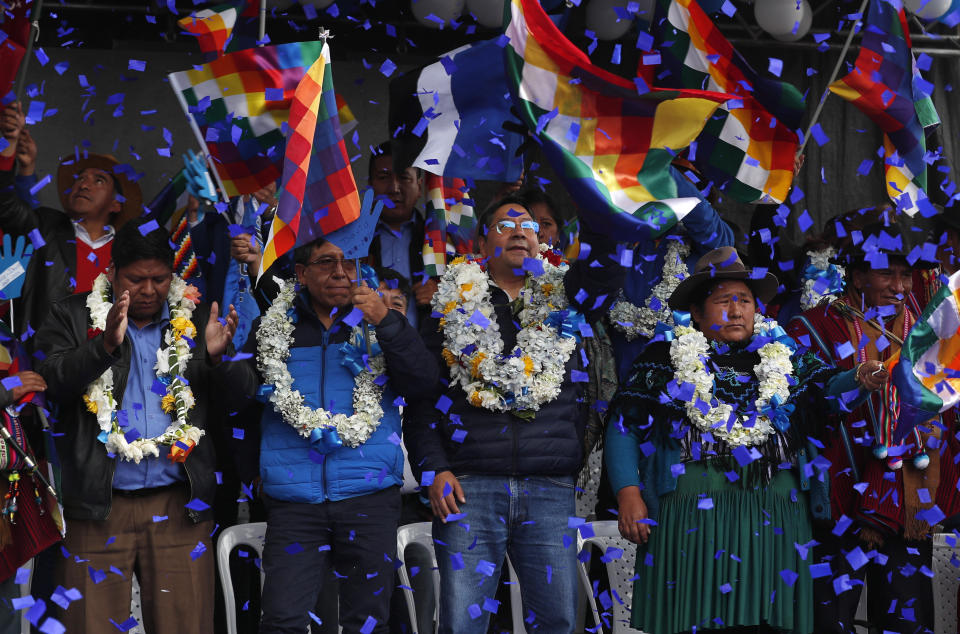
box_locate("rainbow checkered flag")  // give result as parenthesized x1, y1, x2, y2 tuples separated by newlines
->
(261, 41, 361, 278)
(144, 170, 198, 280)
(503, 0, 733, 241)
(886, 269, 960, 441)
(829, 0, 939, 216)
(168, 41, 325, 198)
(177, 3, 239, 59)
(422, 174, 475, 276)
(653, 0, 804, 204)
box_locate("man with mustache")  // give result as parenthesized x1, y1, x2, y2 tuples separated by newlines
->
(0, 102, 142, 337)
(787, 219, 960, 633)
(405, 194, 623, 633)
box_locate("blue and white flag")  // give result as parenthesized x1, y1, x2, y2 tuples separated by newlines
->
(388, 38, 525, 182)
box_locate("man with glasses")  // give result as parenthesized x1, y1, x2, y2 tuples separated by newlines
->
(221, 236, 437, 633)
(404, 194, 623, 633)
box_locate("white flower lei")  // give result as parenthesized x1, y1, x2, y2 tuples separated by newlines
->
(668, 313, 794, 447)
(84, 273, 204, 463)
(801, 247, 845, 310)
(256, 278, 386, 448)
(609, 237, 691, 340)
(432, 250, 576, 414)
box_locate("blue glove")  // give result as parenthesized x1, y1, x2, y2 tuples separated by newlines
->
(182, 149, 217, 203)
(0, 234, 33, 300)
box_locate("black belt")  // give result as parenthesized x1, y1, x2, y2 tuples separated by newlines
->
(112, 482, 185, 498)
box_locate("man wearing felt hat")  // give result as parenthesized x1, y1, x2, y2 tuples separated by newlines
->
(787, 218, 960, 633)
(0, 101, 143, 338)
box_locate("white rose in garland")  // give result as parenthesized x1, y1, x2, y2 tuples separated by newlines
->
(668, 313, 794, 447)
(83, 273, 204, 464)
(432, 249, 579, 417)
(256, 278, 386, 449)
(609, 237, 691, 340)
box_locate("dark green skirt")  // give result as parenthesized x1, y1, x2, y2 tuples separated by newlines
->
(631, 462, 814, 634)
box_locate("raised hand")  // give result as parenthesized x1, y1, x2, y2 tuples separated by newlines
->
(0, 102, 25, 157)
(351, 281, 388, 326)
(15, 129, 37, 176)
(104, 290, 130, 354)
(206, 301, 239, 363)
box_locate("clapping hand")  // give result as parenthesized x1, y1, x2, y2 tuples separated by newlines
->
(206, 301, 239, 363)
(103, 290, 130, 354)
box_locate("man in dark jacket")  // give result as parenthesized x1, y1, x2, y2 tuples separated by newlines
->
(221, 236, 438, 633)
(405, 194, 623, 634)
(366, 142, 437, 326)
(35, 218, 238, 633)
(0, 102, 143, 338)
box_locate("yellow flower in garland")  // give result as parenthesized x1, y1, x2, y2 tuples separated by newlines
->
(470, 352, 486, 379)
(83, 394, 98, 414)
(170, 317, 197, 339)
(441, 348, 458, 367)
(470, 391, 483, 407)
(541, 283, 554, 296)
(459, 282, 473, 300)
(442, 301, 457, 315)
(523, 356, 534, 377)
(160, 393, 176, 414)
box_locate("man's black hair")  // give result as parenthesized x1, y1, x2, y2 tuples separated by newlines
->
(375, 266, 411, 295)
(294, 238, 330, 266)
(112, 218, 174, 270)
(368, 142, 391, 182)
(475, 193, 530, 241)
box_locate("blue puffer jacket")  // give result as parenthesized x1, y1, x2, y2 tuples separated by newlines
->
(232, 293, 438, 504)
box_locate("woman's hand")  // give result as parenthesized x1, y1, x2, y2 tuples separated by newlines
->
(616, 486, 651, 545)
(856, 360, 888, 392)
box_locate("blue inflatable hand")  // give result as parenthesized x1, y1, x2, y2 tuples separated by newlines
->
(0, 234, 33, 300)
(182, 149, 217, 202)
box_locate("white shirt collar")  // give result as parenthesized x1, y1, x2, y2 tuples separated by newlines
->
(73, 222, 116, 249)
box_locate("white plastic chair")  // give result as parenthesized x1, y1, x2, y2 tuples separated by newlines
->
(217, 522, 267, 634)
(395, 521, 526, 634)
(933, 532, 960, 634)
(576, 520, 646, 633)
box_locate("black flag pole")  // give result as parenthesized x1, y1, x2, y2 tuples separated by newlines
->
(14, 0, 44, 102)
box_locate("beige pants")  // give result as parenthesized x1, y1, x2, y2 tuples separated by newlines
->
(55, 485, 214, 633)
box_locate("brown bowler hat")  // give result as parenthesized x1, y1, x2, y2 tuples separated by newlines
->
(57, 153, 143, 229)
(668, 246, 780, 311)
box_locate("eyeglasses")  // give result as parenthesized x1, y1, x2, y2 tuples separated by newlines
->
(305, 256, 349, 273)
(494, 219, 539, 235)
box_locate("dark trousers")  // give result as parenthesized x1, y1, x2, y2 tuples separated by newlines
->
(260, 487, 401, 634)
(812, 526, 934, 633)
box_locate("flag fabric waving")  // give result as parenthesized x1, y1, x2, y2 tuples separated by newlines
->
(389, 38, 526, 182)
(504, 0, 733, 241)
(829, 0, 938, 216)
(261, 41, 361, 277)
(652, 0, 805, 204)
(144, 170, 200, 280)
(421, 174, 475, 277)
(0, 0, 30, 98)
(168, 41, 325, 198)
(177, 3, 239, 59)
(886, 269, 960, 441)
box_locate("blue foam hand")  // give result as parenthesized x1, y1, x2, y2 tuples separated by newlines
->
(0, 234, 33, 300)
(325, 188, 385, 259)
(182, 149, 217, 202)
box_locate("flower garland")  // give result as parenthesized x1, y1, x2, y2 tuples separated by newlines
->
(800, 247, 845, 311)
(433, 249, 578, 416)
(83, 273, 204, 463)
(609, 237, 691, 340)
(668, 313, 794, 447)
(256, 278, 386, 448)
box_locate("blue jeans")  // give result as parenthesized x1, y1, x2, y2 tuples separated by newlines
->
(433, 475, 578, 634)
